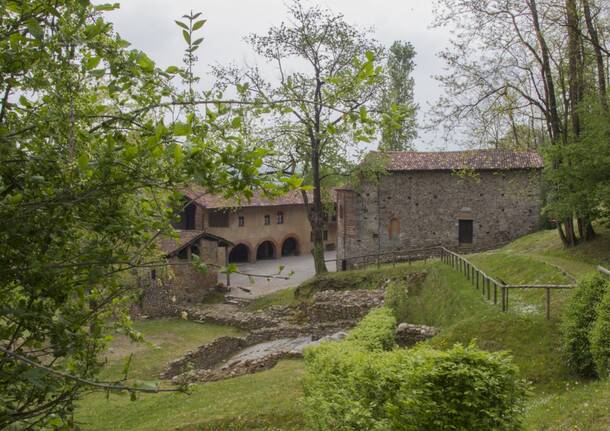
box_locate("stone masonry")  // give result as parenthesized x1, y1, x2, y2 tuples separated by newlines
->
(336, 150, 543, 269)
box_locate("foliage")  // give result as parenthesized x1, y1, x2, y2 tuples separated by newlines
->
(345, 307, 397, 351)
(303, 340, 527, 431)
(0, 1, 286, 427)
(590, 285, 610, 378)
(379, 41, 418, 151)
(384, 280, 410, 323)
(213, 0, 397, 274)
(561, 275, 608, 378)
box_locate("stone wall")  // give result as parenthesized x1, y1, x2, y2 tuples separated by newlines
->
(137, 255, 218, 317)
(337, 169, 541, 269)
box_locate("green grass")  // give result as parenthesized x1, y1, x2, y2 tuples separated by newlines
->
(523, 378, 610, 430)
(99, 319, 243, 381)
(77, 360, 305, 431)
(245, 287, 298, 311)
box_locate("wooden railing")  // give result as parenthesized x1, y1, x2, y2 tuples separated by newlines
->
(439, 247, 575, 319)
(326, 245, 442, 270)
(598, 265, 610, 277)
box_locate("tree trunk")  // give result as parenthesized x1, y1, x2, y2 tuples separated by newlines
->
(310, 145, 328, 274)
(582, 0, 609, 114)
(566, 0, 583, 137)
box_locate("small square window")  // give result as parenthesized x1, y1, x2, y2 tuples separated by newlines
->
(264, 215, 270, 225)
(277, 212, 284, 224)
(238, 216, 245, 227)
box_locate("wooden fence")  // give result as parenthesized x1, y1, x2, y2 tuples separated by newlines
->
(325, 246, 441, 270)
(598, 265, 610, 277)
(439, 247, 575, 319)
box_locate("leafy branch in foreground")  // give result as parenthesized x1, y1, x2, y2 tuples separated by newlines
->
(0, 1, 292, 428)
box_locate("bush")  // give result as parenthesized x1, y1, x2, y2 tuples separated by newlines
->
(590, 287, 610, 378)
(561, 275, 608, 377)
(346, 307, 397, 351)
(303, 342, 527, 431)
(385, 280, 409, 323)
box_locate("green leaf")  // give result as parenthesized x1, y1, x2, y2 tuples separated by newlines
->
(231, 117, 242, 128)
(137, 52, 155, 73)
(192, 37, 204, 46)
(175, 20, 188, 30)
(25, 19, 44, 39)
(365, 51, 375, 62)
(173, 122, 191, 136)
(85, 56, 101, 70)
(94, 3, 120, 12)
(182, 30, 191, 44)
(77, 153, 89, 171)
(165, 65, 179, 74)
(192, 20, 207, 31)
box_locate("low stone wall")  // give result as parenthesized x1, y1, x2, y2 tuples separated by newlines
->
(181, 305, 280, 330)
(395, 323, 439, 347)
(307, 289, 385, 323)
(161, 336, 247, 379)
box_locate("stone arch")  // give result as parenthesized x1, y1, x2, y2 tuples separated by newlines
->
(228, 243, 251, 263)
(256, 239, 278, 260)
(281, 235, 300, 257)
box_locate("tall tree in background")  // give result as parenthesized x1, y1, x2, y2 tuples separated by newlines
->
(379, 41, 418, 151)
(0, 1, 284, 427)
(432, 0, 610, 247)
(215, 0, 387, 274)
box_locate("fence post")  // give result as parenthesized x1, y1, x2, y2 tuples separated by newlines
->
(546, 287, 551, 320)
(487, 278, 491, 301)
(501, 285, 505, 311)
(393, 253, 396, 267)
(377, 255, 380, 269)
(493, 282, 497, 305)
(476, 271, 479, 290)
(505, 287, 509, 311)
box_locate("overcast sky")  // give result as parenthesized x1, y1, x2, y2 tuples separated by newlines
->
(100, 1, 454, 150)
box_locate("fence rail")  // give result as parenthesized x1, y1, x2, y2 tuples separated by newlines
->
(598, 265, 610, 277)
(439, 247, 576, 319)
(326, 245, 441, 270)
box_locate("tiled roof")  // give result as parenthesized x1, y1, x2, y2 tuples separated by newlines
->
(378, 150, 544, 172)
(184, 185, 312, 209)
(158, 230, 232, 256)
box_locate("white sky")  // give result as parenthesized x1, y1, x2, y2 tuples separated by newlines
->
(100, 0, 455, 150)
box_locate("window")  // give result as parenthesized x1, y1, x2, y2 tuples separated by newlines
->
(238, 216, 245, 227)
(389, 217, 400, 240)
(264, 214, 271, 225)
(458, 219, 474, 244)
(172, 202, 197, 230)
(151, 269, 156, 280)
(323, 230, 328, 241)
(209, 210, 229, 228)
(277, 212, 284, 224)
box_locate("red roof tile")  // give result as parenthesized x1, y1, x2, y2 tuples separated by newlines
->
(377, 150, 544, 172)
(158, 230, 232, 256)
(184, 186, 312, 209)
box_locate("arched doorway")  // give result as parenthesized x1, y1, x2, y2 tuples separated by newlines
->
(228, 244, 249, 263)
(256, 241, 276, 260)
(281, 237, 299, 257)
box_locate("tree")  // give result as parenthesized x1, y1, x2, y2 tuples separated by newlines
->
(214, 0, 388, 274)
(379, 41, 418, 151)
(432, 0, 610, 247)
(0, 1, 285, 428)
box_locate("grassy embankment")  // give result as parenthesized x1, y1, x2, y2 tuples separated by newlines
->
(77, 226, 609, 430)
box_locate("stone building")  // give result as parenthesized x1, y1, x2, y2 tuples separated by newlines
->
(336, 150, 543, 269)
(136, 230, 232, 316)
(182, 187, 337, 263)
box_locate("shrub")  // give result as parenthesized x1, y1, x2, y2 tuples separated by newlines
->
(346, 307, 397, 351)
(590, 287, 610, 378)
(385, 280, 409, 323)
(303, 342, 527, 431)
(561, 275, 608, 377)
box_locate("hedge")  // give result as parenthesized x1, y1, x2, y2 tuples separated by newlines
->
(590, 286, 610, 378)
(561, 275, 608, 377)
